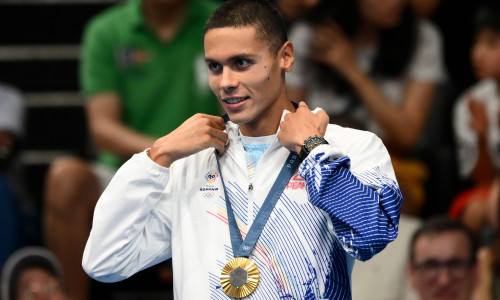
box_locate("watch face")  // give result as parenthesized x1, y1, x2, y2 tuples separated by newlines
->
(305, 136, 324, 151)
(300, 136, 328, 161)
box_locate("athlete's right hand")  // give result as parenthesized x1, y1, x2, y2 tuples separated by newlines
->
(148, 114, 228, 167)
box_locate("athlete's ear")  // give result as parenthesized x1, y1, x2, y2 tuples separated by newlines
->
(279, 41, 294, 72)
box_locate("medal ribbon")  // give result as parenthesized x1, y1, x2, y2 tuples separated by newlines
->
(215, 150, 300, 258)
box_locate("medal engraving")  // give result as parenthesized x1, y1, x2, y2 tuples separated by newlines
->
(220, 257, 260, 298)
(229, 267, 248, 287)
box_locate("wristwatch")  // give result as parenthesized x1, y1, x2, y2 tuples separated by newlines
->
(299, 135, 329, 162)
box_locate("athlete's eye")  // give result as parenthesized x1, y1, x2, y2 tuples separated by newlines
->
(207, 61, 222, 74)
(235, 58, 251, 69)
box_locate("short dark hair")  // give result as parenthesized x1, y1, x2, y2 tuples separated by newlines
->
(204, 0, 288, 56)
(409, 216, 478, 264)
(474, 3, 500, 34)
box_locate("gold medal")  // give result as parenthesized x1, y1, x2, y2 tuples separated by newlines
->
(220, 257, 260, 298)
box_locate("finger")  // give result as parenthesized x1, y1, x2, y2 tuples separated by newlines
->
(204, 115, 226, 130)
(467, 103, 480, 119)
(467, 96, 482, 111)
(193, 116, 225, 134)
(316, 23, 337, 37)
(326, 20, 347, 39)
(313, 33, 334, 48)
(313, 24, 328, 35)
(212, 137, 227, 155)
(298, 101, 309, 110)
(318, 111, 330, 135)
(202, 127, 228, 151)
(209, 128, 228, 144)
(209, 119, 226, 131)
(317, 108, 329, 120)
(196, 131, 226, 156)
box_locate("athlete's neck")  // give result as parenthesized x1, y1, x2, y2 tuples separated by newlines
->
(239, 100, 295, 137)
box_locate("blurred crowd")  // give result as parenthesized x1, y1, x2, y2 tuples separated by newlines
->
(1, 0, 500, 299)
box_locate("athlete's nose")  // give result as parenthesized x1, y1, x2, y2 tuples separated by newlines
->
(220, 68, 238, 91)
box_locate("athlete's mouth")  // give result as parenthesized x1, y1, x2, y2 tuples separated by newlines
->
(223, 96, 249, 104)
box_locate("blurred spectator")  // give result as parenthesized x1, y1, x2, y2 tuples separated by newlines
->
(351, 214, 421, 300)
(412, 0, 484, 94)
(0, 84, 23, 171)
(1, 246, 69, 300)
(287, 0, 447, 216)
(43, 0, 221, 299)
(473, 243, 500, 300)
(471, 175, 500, 300)
(450, 3, 500, 235)
(409, 0, 441, 18)
(274, 0, 321, 28)
(0, 83, 34, 270)
(408, 216, 478, 300)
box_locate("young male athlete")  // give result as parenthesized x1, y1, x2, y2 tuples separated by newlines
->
(82, 0, 403, 299)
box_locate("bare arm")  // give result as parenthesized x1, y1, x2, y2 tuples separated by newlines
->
(467, 98, 496, 185)
(472, 134, 495, 186)
(86, 93, 156, 159)
(345, 71, 435, 151)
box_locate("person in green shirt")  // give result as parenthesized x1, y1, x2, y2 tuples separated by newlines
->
(43, 0, 221, 299)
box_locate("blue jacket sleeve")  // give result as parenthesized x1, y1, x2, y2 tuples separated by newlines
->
(299, 151, 403, 262)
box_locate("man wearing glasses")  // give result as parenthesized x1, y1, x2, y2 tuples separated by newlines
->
(408, 216, 478, 300)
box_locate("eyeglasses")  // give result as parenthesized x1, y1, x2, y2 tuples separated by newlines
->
(18, 281, 63, 299)
(413, 258, 472, 281)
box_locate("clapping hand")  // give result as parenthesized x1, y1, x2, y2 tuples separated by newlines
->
(311, 20, 358, 77)
(467, 96, 488, 140)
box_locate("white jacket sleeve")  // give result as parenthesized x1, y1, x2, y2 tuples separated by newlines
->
(82, 150, 173, 283)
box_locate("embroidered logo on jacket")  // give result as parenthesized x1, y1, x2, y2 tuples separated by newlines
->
(201, 170, 219, 198)
(205, 171, 219, 184)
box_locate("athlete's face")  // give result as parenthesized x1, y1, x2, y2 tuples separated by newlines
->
(204, 26, 293, 136)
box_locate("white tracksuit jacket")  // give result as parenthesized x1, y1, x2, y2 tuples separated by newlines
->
(83, 111, 403, 300)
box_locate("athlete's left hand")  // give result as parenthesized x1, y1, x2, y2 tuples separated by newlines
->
(278, 101, 329, 153)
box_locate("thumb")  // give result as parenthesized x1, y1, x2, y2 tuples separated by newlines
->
(298, 101, 309, 109)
